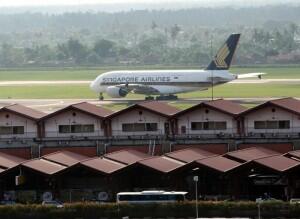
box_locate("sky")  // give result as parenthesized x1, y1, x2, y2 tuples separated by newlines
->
(0, 0, 298, 7)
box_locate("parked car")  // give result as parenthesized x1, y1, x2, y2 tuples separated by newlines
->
(42, 200, 63, 208)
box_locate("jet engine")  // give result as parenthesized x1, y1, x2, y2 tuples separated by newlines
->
(106, 86, 128, 98)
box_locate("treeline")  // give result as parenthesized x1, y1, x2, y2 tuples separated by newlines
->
(0, 6, 299, 67)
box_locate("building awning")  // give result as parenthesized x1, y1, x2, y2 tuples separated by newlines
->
(80, 158, 126, 174)
(0, 152, 25, 175)
(42, 150, 89, 166)
(22, 159, 67, 175)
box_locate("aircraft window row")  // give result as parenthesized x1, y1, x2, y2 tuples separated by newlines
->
(58, 124, 95, 133)
(122, 123, 158, 132)
(191, 122, 227, 130)
(0, 126, 25, 135)
(254, 120, 290, 129)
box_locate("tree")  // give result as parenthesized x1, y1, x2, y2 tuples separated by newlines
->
(94, 39, 115, 57)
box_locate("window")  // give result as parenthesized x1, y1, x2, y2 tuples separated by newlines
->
(191, 121, 227, 130)
(122, 123, 158, 132)
(254, 120, 290, 129)
(0, 126, 24, 135)
(59, 124, 95, 133)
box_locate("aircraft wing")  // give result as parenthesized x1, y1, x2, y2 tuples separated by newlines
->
(236, 72, 266, 79)
(116, 84, 159, 94)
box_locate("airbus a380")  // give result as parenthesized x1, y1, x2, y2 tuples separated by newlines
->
(90, 33, 264, 100)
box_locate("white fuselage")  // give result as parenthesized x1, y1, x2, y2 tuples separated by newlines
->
(90, 69, 236, 96)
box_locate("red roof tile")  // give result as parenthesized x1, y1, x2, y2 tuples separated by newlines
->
(22, 159, 66, 175)
(104, 149, 151, 165)
(254, 155, 300, 172)
(107, 101, 180, 118)
(240, 97, 300, 116)
(43, 151, 88, 166)
(175, 99, 247, 117)
(0, 152, 25, 169)
(195, 156, 242, 173)
(138, 156, 185, 173)
(1, 104, 46, 120)
(80, 158, 126, 174)
(41, 102, 113, 120)
(165, 148, 216, 163)
(225, 147, 279, 162)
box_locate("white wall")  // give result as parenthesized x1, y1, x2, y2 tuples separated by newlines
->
(177, 108, 237, 135)
(244, 106, 300, 134)
(110, 109, 168, 136)
(0, 111, 38, 138)
(44, 110, 103, 137)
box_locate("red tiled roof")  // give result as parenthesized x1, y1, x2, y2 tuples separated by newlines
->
(138, 156, 185, 173)
(240, 97, 300, 116)
(104, 149, 151, 165)
(175, 99, 247, 117)
(254, 155, 300, 172)
(225, 147, 279, 162)
(107, 101, 180, 118)
(195, 156, 242, 173)
(165, 148, 216, 163)
(0, 152, 25, 169)
(80, 157, 126, 174)
(43, 151, 88, 167)
(22, 159, 67, 175)
(41, 102, 113, 120)
(1, 104, 46, 120)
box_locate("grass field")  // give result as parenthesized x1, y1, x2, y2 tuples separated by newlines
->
(0, 66, 299, 81)
(0, 83, 299, 99)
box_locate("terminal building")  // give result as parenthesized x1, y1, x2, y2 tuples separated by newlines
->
(0, 98, 300, 202)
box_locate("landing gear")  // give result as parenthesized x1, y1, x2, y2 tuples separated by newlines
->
(99, 93, 104, 100)
(156, 94, 178, 100)
(145, 96, 155, 101)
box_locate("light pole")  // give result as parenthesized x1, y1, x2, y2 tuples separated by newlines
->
(193, 176, 199, 219)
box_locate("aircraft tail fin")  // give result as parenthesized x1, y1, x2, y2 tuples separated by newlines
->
(206, 33, 241, 71)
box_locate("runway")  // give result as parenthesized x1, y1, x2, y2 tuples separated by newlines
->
(1, 79, 300, 86)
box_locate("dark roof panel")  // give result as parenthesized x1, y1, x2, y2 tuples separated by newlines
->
(80, 158, 126, 174)
(195, 156, 242, 173)
(165, 148, 216, 163)
(2, 104, 46, 120)
(104, 149, 151, 165)
(254, 155, 300, 172)
(138, 156, 185, 173)
(225, 147, 279, 162)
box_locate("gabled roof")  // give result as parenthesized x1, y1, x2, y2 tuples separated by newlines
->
(104, 149, 151, 165)
(225, 147, 279, 162)
(240, 97, 300, 116)
(1, 104, 46, 120)
(253, 155, 300, 172)
(40, 102, 114, 120)
(107, 101, 180, 119)
(285, 150, 300, 160)
(21, 150, 88, 175)
(175, 99, 247, 117)
(0, 152, 25, 170)
(165, 148, 216, 163)
(194, 156, 243, 173)
(43, 151, 88, 166)
(137, 156, 185, 173)
(80, 157, 126, 174)
(21, 159, 67, 175)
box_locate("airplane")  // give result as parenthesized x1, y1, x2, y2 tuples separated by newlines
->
(90, 33, 265, 100)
